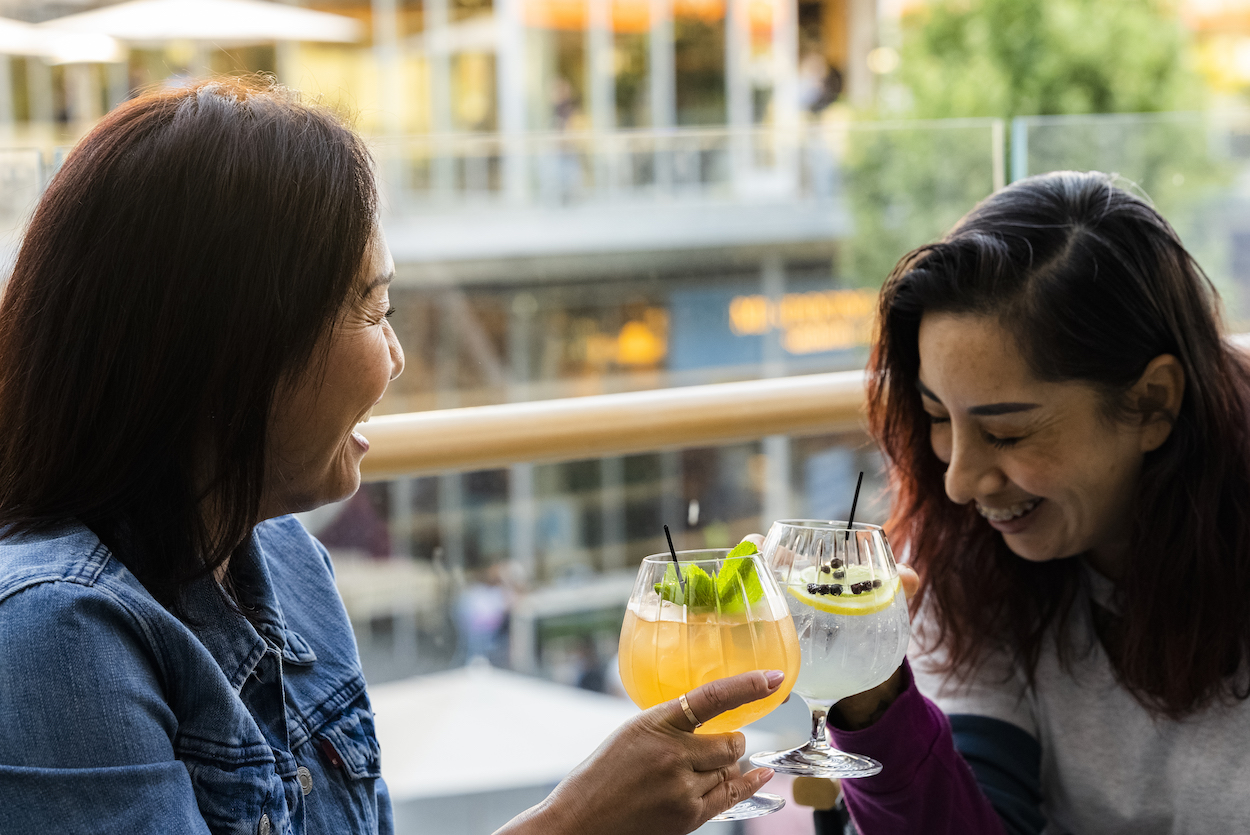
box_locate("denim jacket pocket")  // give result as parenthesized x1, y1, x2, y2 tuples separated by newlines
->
(296, 694, 387, 833)
(315, 700, 382, 781)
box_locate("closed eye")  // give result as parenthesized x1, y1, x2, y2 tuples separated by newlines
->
(984, 432, 1021, 449)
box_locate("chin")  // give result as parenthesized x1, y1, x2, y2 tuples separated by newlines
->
(1001, 534, 1065, 564)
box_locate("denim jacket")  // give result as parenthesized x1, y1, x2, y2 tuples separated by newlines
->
(0, 516, 393, 835)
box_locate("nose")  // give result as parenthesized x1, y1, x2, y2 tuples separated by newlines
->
(387, 324, 405, 381)
(944, 432, 1008, 506)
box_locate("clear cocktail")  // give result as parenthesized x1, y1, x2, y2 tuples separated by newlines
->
(750, 520, 910, 779)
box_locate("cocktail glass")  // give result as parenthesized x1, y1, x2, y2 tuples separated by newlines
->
(749, 520, 909, 778)
(618, 548, 801, 820)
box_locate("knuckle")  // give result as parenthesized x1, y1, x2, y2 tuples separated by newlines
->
(703, 678, 732, 709)
(724, 779, 746, 806)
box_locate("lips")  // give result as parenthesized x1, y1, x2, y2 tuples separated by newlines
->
(976, 497, 1042, 522)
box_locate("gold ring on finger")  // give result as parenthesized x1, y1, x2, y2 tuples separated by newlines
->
(679, 693, 703, 729)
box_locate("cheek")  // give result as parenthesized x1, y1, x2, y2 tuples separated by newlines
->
(930, 426, 952, 464)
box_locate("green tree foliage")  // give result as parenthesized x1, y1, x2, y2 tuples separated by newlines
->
(837, 0, 1210, 292)
(892, 0, 1199, 119)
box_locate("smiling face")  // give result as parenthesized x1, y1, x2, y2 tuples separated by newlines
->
(917, 312, 1163, 577)
(261, 231, 404, 518)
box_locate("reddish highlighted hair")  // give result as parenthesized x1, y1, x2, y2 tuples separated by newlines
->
(868, 171, 1250, 717)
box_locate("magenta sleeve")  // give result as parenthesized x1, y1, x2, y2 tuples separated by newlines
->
(828, 659, 1007, 835)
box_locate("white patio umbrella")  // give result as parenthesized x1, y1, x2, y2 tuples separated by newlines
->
(40, 0, 362, 46)
(370, 659, 779, 800)
(0, 16, 44, 55)
(1, 16, 122, 61)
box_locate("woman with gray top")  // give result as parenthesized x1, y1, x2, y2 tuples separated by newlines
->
(819, 171, 1250, 834)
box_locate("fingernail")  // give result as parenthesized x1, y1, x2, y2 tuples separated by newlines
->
(765, 670, 785, 688)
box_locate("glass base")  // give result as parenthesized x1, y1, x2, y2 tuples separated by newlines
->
(708, 792, 785, 821)
(750, 743, 882, 779)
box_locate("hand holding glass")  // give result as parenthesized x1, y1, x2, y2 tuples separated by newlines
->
(618, 548, 801, 820)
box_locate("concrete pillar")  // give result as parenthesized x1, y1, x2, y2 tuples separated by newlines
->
(660, 450, 682, 543)
(508, 291, 538, 580)
(496, 0, 529, 202)
(845, 0, 875, 108)
(438, 472, 466, 575)
(725, 0, 752, 187)
(648, 0, 674, 190)
(760, 251, 791, 526)
(600, 456, 626, 570)
(761, 251, 786, 376)
(275, 41, 299, 88)
(372, 0, 404, 135)
(0, 58, 13, 131)
(106, 61, 129, 110)
(509, 463, 537, 581)
(771, 0, 799, 188)
(587, 0, 615, 194)
(26, 57, 54, 128)
(64, 63, 102, 130)
(389, 477, 415, 558)
(762, 435, 792, 525)
(426, 0, 455, 196)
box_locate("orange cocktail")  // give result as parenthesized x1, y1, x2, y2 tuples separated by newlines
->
(618, 546, 800, 735)
(619, 604, 800, 734)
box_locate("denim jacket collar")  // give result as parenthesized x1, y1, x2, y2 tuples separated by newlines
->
(180, 527, 317, 692)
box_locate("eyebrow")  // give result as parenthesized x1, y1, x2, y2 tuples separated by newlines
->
(916, 379, 1040, 416)
(363, 271, 395, 295)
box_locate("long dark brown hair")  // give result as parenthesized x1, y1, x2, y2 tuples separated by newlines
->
(0, 78, 377, 609)
(869, 171, 1250, 717)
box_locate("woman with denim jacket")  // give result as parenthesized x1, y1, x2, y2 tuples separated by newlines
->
(0, 78, 783, 835)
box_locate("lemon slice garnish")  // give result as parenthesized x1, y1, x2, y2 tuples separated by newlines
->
(786, 565, 899, 616)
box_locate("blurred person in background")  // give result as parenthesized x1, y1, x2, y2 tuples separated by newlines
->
(0, 78, 784, 835)
(818, 171, 1250, 834)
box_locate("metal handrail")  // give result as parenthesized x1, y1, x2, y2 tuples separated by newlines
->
(359, 370, 867, 480)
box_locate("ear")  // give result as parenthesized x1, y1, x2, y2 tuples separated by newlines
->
(1129, 354, 1185, 453)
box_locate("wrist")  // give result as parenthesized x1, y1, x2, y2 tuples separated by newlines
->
(828, 665, 905, 731)
(493, 795, 579, 835)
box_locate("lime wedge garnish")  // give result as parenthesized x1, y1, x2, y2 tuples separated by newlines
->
(716, 541, 765, 614)
(654, 563, 715, 607)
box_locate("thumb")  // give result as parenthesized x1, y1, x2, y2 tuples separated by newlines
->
(662, 670, 785, 731)
(898, 564, 919, 601)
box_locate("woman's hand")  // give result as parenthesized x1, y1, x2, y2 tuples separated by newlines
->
(496, 669, 785, 835)
(830, 563, 920, 730)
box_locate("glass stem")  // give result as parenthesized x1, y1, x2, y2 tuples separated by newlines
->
(807, 703, 832, 752)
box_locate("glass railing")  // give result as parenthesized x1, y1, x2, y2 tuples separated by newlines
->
(1013, 110, 1250, 328)
(370, 118, 1004, 417)
(0, 149, 46, 272)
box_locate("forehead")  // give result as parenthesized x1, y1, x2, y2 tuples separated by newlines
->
(916, 312, 1040, 402)
(355, 233, 394, 295)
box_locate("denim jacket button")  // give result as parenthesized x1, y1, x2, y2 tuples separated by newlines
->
(258, 813, 271, 835)
(297, 766, 313, 796)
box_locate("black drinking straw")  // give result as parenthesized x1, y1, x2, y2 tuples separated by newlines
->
(845, 471, 864, 542)
(663, 524, 685, 590)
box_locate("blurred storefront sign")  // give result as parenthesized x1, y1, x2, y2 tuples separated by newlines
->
(670, 284, 875, 371)
(729, 287, 876, 354)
